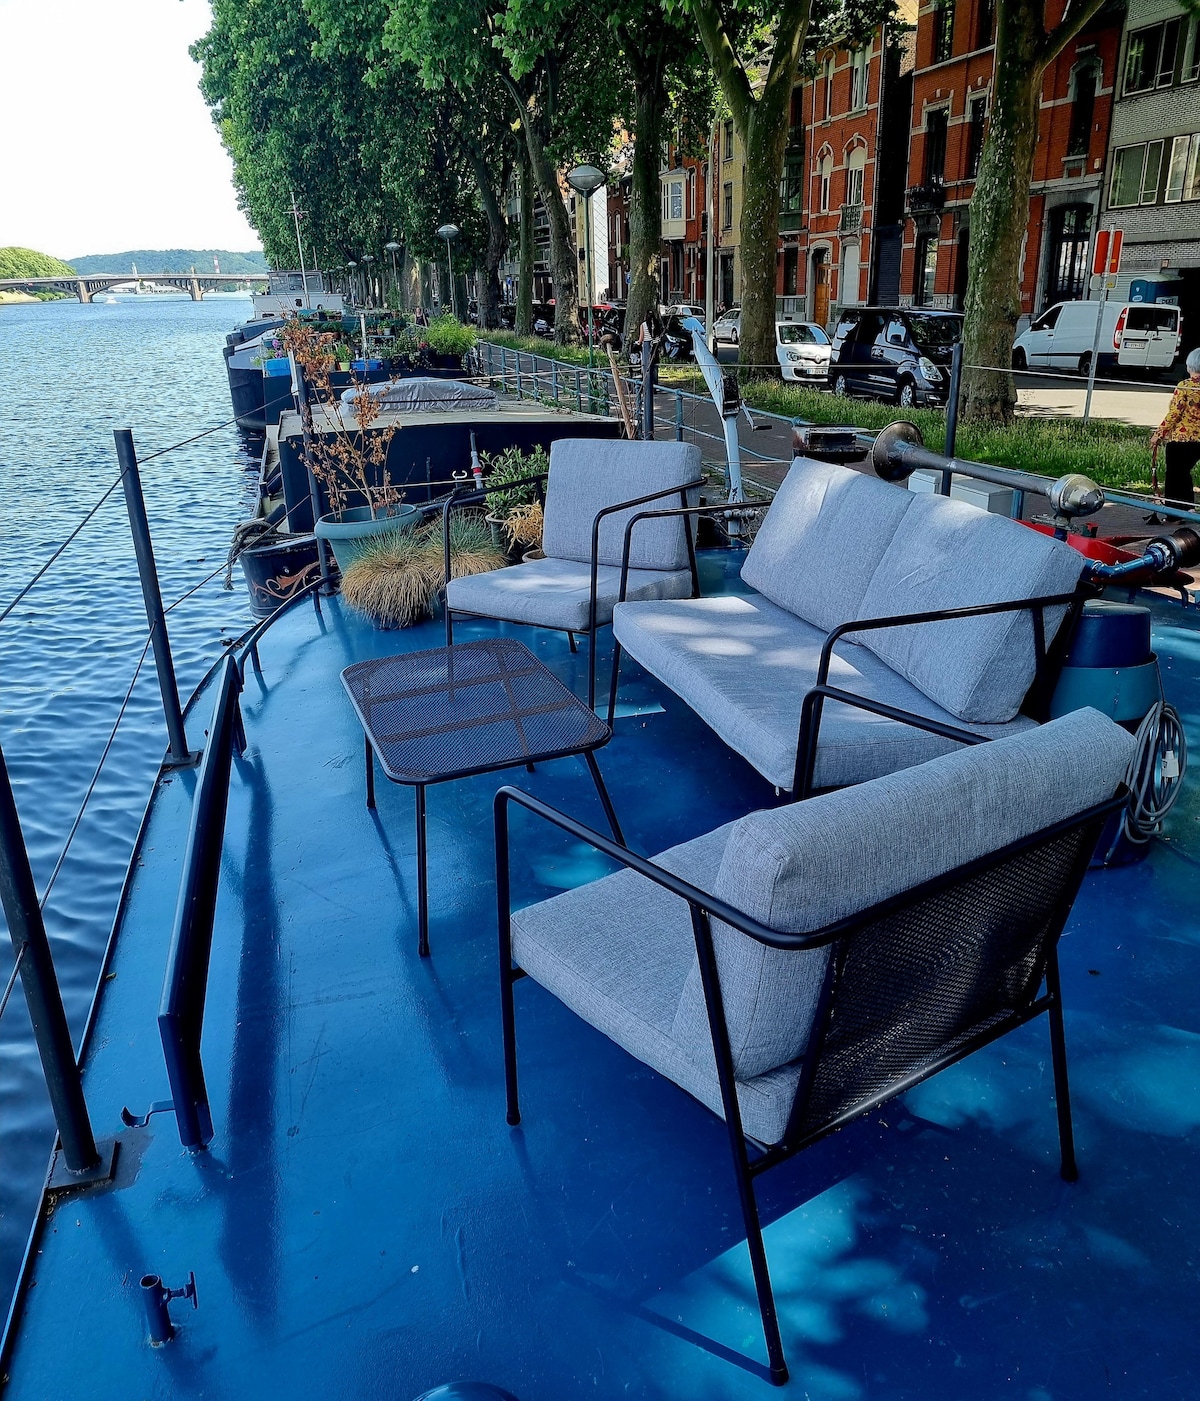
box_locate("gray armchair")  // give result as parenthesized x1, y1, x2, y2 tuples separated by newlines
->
(444, 439, 703, 708)
(495, 706, 1135, 1385)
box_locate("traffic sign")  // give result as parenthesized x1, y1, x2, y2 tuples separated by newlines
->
(1092, 227, 1123, 276)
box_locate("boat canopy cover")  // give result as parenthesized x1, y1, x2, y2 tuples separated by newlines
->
(341, 377, 497, 412)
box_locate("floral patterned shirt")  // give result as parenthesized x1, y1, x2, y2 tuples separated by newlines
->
(1153, 379, 1200, 445)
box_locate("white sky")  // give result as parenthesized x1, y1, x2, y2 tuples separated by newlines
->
(0, 0, 260, 258)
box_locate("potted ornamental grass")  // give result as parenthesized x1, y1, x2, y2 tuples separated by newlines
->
(279, 317, 419, 572)
(481, 444, 548, 560)
(340, 512, 506, 629)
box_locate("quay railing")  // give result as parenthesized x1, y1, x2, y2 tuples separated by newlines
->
(474, 338, 1192, 530)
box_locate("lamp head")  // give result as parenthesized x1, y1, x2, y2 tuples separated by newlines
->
(385, 241, 401, 253)
(567, 164, 605, 195)
(437, 223, 460, 242)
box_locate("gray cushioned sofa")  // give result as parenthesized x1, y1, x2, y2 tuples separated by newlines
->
(611, 456, 1089, 794)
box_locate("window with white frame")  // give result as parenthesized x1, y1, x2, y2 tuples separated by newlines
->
(818, 153, 833, 211)
(723, 181, 734, 229)
(723, 120, 734, 160)
(845, 147, 867, 207)
(686, 167, 696, 219)
(1165, 133, 1200, 202)
(1183, 17, 1199, 83)
(1124, 19, 1183, 93)
(822, 57, 834, 120)
(662, 177, 684, 221)
(1109, 140, 1165, 206)
(849, 48, 869, 110)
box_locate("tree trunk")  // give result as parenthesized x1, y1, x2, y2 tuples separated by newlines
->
(395, 247, 409, 311)
(737, 93, 792, 375)
(626, 71, 664, 354)
(520, 111, 580, 344)
(420, 260, 433, 311)
(962, 0, 1045, 423)
(516, 144, 535, 335)
(472, 148, 509, 330)
(688, 0, 810, 377)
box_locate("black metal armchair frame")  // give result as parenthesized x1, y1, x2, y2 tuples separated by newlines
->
(495, 783, 1122, 1386)
(603, 500, 1089, 795)
(441, 472, 705, 711)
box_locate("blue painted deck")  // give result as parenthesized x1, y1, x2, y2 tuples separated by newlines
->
(3, 553, 1199, 1400)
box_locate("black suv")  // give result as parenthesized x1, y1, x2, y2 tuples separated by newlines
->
(828, 308, 962, 406)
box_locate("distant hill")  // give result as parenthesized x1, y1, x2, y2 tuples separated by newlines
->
(0, 247, 76, 278)
(68, 249, 267, 276)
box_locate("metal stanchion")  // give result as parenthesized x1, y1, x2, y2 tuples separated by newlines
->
(675, 391, 684, 442)
(0, 743, 112, 1183)
(113, 429, 191, 765)
(290, 364, 334, 597)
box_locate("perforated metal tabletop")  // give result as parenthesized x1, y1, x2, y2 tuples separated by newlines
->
(341, 638, 612, 784)
(341, 638, 620, 956)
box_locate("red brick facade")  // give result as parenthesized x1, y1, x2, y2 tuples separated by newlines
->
(900, 0, 1123, 316)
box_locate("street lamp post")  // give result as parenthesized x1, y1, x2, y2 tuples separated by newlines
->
(345, 261, 357, 307)
(385, 240, 402, 310)
(361, 253, 375, 308)
(566, 164, 605, 372)
(436, 224, 460, 319)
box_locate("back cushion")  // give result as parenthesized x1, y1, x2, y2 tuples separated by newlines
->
(541, 439, 701, 569)
(741, 458, 915, 632)
(855, 493, 1085, 722)
(671, 706, 1135, 1081)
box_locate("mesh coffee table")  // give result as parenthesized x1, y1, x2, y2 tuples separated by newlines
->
(342, 638, 623, 956)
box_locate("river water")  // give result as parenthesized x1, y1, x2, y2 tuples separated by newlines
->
(0, 293, 257, 1304)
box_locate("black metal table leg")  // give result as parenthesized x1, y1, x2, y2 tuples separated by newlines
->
(415, 784, 429, 957)
(365, 734, 375, 810)
(582, 750, 624, 846)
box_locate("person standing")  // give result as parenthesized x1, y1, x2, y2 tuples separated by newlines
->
(1151, 347, 1200, 510)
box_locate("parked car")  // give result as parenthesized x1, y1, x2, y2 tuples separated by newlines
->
(1012, 300, 1182, 375)
(662, 302, 705, 323)
(829, 307, 962, 406)
(775, 320, 831, 382)
(712, 307, 741, 344)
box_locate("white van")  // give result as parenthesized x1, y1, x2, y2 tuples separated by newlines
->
(1012, 300, 1182, 374)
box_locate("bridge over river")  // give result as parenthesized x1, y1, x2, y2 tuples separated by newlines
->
(0, 272, 269, 302)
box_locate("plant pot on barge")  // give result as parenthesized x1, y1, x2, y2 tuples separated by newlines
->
(315, 501, 421, 572)
(279, 315, 412, 578)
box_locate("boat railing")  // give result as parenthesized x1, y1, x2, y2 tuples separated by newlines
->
(0, 414, 288, 1190)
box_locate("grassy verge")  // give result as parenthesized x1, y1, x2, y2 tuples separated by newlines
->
(742, 380, 1154, 490)
(483, 331, 594, 367)
(478, 340, 1155, 490)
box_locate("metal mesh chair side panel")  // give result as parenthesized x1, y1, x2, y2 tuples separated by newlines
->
(792, 814, 1105, 1138)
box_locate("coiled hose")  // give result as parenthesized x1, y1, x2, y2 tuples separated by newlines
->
(1122, 700, 1187, 844)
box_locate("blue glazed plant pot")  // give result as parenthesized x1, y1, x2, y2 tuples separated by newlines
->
(314, 502, 420, 572)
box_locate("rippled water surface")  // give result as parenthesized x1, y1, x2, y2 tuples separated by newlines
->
(0, 294, 257, 1301)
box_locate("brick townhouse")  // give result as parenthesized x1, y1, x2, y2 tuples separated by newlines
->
(900, 0, 1125, 318)
(781, 12, 917, 324)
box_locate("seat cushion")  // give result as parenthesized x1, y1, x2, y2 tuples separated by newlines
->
(613, 592, 1034, 792)
(854, 494, 1085, 723)
(670, 705, 1135, 1083)
(448, 556, 693, 632)
(541, 439, 701, 570)
(510, 822, 805, 1144)
(740, 458, 915, 633)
